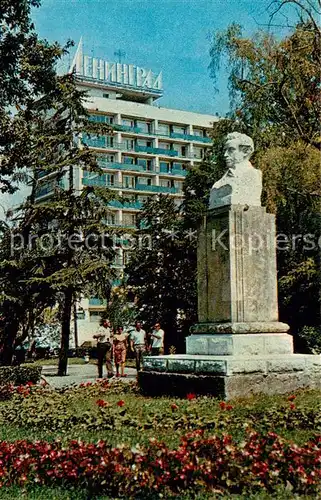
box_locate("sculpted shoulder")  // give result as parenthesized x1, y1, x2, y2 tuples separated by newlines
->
(209, 133, 262, 209)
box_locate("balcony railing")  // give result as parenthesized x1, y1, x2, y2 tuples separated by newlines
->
(112, 124, 212, 143)
(169, 132, 212, 143)
(83, 177, 180, 194)
(109, 200, 143, 210)
(114, 124, 143, 133)
(159, 166, 187, 176)
(97, 160, 156, 174)
(85, 138, 204, 161)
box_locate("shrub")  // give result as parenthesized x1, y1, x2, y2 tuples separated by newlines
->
(0, 365, 42, 385)
(298, 326, 321, 354)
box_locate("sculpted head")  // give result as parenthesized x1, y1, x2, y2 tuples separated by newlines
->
(224, 132, 254, 168)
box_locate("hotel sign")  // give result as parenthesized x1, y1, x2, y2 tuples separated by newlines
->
(74, 53, 163, 92)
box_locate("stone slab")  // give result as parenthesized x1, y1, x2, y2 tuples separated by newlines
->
(138, 369, 321, 400)
(142, 353, 321, 376)
(186, 333, 293, 356)
(191, 322, 290, 334)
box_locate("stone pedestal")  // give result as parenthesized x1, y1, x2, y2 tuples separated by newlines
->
(139, 205, 319, 400)
(197, 205, 282, 326)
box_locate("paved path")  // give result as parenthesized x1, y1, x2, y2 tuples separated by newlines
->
(42, 363, 137, 389)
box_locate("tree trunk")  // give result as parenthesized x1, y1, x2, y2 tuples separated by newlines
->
(58, 287, 73, 376)
(0, 319, 19, 366)
(73, 300, 79, 355)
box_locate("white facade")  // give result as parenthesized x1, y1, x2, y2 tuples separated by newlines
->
(36, 49, 218, 341)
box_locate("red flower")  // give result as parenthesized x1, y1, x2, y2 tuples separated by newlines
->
(96, 399, 107, 407)
(288, 394, 296, 401)
(226, 404, 233, 411)
(290, 403, 296, 410)
(117, 400, 125, 407)
(186, 393, 196, 401)
(171, 403, 178, 410)
(219, 401, 226, 410)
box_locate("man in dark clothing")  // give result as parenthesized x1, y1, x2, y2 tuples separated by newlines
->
(93, 320, 113, 378)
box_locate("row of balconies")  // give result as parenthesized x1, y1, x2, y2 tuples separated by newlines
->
(89, 115, 212, 144)
(113, 124, 212, 143)
(83, 136, 204, 160)
(82, 176, 181, 194)
(95, 160, 186, 176)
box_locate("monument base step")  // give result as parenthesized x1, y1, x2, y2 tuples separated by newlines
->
(191, 322, 290, 335)
(186, 333, 294, 356)
(139, 354, 321, 399)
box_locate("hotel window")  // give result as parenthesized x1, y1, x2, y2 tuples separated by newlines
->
(89, 114, 114, 124)
(172, 162, 182, 172)
(137, 158, 147, 168)
(122, 118, 134, 127)
(106, 136, 114, 147)
(139, 177, 152, 186)
(106, 174, 115, 186)
(174, 180, 183, 192)
(172, 125, 186, 135)
(158, 123, 170, 136)
(172, 145, 186, 157)
(159, 142, 171, 150)
(136, 139, 153, 148)
(145, 160, 153, 172)
(193, 128, 203, 137)
(98, 153, 115, 165)
(123, 176, 135, 188)
(136, 121, 150, 133)
(160, 161, 170, 173)
(124, 139, 135, 150)
(123, 156, 135, 164)
(160, 179, 171, 188)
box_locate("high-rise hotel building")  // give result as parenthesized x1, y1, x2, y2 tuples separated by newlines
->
(35, 43, 218, 335)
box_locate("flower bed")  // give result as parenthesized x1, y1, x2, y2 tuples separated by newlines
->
(0, 381, 320, 497)
(0, 431, 319, 497)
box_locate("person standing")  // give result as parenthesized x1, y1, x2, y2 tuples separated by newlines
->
(130, 321, 147, 372)
(93, 319, 113, 378)
(113, 326, 128, 377)
(150, 323, 165, 356)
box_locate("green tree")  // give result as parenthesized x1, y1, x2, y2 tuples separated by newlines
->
(126, 196, 197, 352)
(202, 1, 321, 337)
(0, 1, 121, 371)
(5, 77, 120, 374)
(0, 0, 65, 193)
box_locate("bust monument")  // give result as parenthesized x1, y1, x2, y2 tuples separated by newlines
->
(209, 132, 262, 209)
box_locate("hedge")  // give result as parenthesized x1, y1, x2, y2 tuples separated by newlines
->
(0, 365, 42, 385)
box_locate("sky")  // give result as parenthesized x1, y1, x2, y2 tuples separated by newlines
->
(31, 0, 295, 116)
